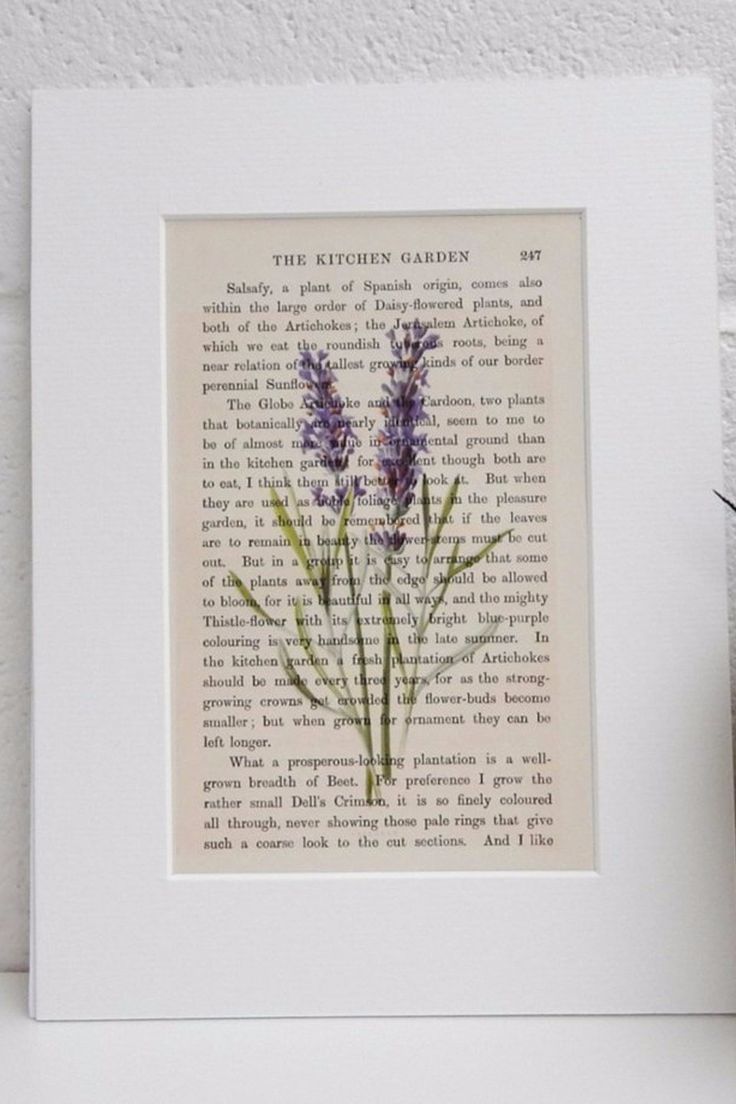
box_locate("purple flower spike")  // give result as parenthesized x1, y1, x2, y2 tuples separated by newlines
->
(386, 320, 440, 365)
(369, 527, 407, 555)
(371, 321, 439, 552)
(296, 349, 362, 512)
(312, 480, 366, 513)
(298, 349, 358, 474)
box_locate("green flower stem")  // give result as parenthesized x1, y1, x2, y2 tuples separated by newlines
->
(342, 533, 377, 801)
(401, 582, 428, 753)
(380, 560, 393, 779)
(401, 526, 452, 749)
(361, 734, 380, 803)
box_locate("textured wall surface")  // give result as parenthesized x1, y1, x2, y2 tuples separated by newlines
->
(3, 0, 736, 971)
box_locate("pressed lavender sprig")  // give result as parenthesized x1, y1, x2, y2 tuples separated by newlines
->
(370, 321, 439, 553)
(230, 325, 512, 804)
(372, 320, 439, 779)
(295, 346, 369, 726)
(297, 349, 364, 513)
(294, 348, 375, 797)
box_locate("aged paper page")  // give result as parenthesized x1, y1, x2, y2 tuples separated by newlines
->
(167, 211, 594, 873)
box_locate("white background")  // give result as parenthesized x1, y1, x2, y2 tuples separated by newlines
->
(2, 975, 735, 1104)
(30, 80, 736, 1019)
(5, 0, 736, 979)
(3, 4, 736, 1098)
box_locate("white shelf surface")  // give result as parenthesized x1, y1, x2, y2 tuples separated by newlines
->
(2, 973, 735, 1102)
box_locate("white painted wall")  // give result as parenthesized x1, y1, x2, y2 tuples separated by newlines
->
(3, 0, 736, 971)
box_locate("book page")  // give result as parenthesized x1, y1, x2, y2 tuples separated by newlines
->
(167, 211, 594, 873)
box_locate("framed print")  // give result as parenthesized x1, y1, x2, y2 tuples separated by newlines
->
(31, 79, 736, 1019)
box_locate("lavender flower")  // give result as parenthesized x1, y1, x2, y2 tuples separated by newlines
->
(312, 481, 365, 513)
(369, 526, 407, 555)
(372, 321, 439, 551)
(297, 349, 363, 512)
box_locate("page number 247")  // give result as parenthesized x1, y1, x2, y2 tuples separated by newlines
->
(520, 250, 541, 261)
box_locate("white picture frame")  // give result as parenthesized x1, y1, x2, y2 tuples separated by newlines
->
(31, 79, 736, 1019)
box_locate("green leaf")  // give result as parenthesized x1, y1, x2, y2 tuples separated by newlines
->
(287, 480, 317, 566)
(319, 555, 331, 609)
(421, 472, 430, 549)
(355, 537, 370, 594)
(277, 641, 337, 714)
(385, 577, 417, 612)
(388, 622, 408, 683)
(426, 537, 460, 627)
(380, 585, 406, 680)
(445, 530, 513, 582)
(420, 620, 503, 688)
(293, 597, 338, 697)
(336, 483, 355, 545)
(427, 475, 460, 569)
(228, 571, 280, 626)
(317, 515, 333, 610)
(270, 487, 318, 588)
(342, 518, 373, 738)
